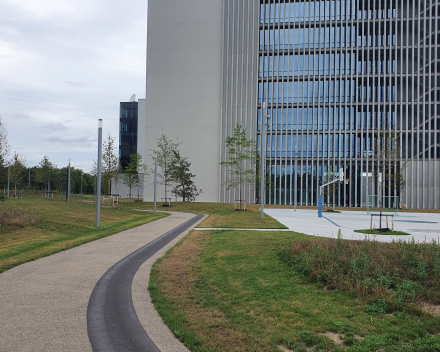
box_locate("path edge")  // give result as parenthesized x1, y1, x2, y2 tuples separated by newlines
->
(131, 212, 208, 352)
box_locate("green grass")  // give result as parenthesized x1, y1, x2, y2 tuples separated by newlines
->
(118, 201, 287, 229)
(0, 196, 168, 273)
(354, 229, 411, 236)
(150, 230, 440, 352)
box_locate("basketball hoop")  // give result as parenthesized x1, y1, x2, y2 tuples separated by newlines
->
(342, 178, 350, 185)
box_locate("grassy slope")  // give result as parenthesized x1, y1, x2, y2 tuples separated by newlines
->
(150, 231, 440, 352)
(0, 197, 168, 273)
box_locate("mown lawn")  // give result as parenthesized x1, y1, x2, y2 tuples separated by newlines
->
(118, 201, 287, 229)
(150, 229, 440, 352)
(0, 197, 168, 273)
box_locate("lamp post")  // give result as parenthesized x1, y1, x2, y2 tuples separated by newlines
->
(294, 145, 297, 212)
(66, 159, 71, 202)
(96, 119, 103, 227)
(7, 166, 10, 199)
(153, 153, 157, 213)
(260, 102, 271, 219)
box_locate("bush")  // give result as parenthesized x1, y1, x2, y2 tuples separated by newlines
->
(279, 236, 440, 309)
(0, 206, 38, 227)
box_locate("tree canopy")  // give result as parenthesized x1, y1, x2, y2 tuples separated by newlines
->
(170, 150, 202, 201)
(151, 133, 182, 200)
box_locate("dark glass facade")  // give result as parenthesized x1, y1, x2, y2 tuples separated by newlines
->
(119, 102, 138, 168)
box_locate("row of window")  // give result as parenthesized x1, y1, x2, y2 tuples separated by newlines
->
(264, 163, 358, 207)
(259, 2, 396, 24)
(260, 27, 356, 50)
(255, 133, 440, 160)
(258, 81, 396, 103)
(358, 59, 396, 75)
(256, 107, 396, 131)
(358, 85, 396, 102)
(260, 1, 356, 23)
(257, 133, 370, 158)
(259, 28, 397, 51)
(259, 80, 356, 103)
(259, 54, 397, 77)
(259, 53, 357, 77)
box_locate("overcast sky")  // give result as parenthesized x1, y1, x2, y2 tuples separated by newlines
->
(0, 0, 147, 172)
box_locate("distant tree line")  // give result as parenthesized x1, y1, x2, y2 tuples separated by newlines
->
(0, 117, 202, 201)
(0, 117, 96, 195)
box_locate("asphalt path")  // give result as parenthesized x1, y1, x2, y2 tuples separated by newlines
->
(0, 211, 202, 352)
(87, 213, 204, 352)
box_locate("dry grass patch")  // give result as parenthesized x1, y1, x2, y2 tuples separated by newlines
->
(152, 230, 267, 351)
(0, 206, 38, 228)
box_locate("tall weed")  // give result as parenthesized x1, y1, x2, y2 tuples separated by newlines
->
(0, 206, 38, 228)
(279, 236, 440, 310)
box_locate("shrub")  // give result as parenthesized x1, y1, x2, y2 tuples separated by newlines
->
(0, 206, 38, 228)
(279, 236, 440, 310)
(366, 299, 388, 314)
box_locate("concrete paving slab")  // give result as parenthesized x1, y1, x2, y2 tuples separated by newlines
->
(264, 209, 440, 243)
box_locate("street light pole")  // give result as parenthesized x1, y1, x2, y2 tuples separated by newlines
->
(66, 159, 70, 202)
(80, 172, 83, 201)
(260, 103, 271, 219)
(153, 153, 157, 213)
(96, 119, 103, 227)
(7, 166, 10, 199)
(294, 145, 297, 212)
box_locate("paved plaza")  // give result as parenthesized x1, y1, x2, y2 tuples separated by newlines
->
(264, 208, 440, 243)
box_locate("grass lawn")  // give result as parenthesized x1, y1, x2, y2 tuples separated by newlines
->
(150, 230, 440, 352)
(118, 201, 287, 229)
(0, 197, 168, 273)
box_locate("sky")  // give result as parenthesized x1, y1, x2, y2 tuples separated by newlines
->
(0, 0, 147, 172)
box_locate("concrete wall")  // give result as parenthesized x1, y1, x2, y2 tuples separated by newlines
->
(142, 0, 223, 202)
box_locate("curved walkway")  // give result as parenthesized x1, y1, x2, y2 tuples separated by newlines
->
(0, 211, 203, 352)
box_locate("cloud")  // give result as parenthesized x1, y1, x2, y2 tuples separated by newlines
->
(0, 0, 147, 171)
(45, 135, 95, 148)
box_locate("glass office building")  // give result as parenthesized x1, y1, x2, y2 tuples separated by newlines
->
(219, 0, 439, 208)
(119, 101, 138, 169)
(144, 0, 439, 208)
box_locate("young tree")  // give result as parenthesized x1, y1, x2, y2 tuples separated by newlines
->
(0, 117, 11, 188)
(102, 134, 119, 194)
(151, 133, 181, 200)
(122, 153, 147, 198)
(371, 129, 406, 228)
(170, 150, 202, 201)
(9, 152, 26, 196)
(35, 156, 55, 198)
(92, 134, 119, 195)
(0, 116, 10, 163)
(112, 163, 123, 196)
(220, 124, 258, 210)
(322, 171, 340, 211)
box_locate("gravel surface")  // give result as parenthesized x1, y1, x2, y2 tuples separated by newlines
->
(0, 211, 203, 352)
